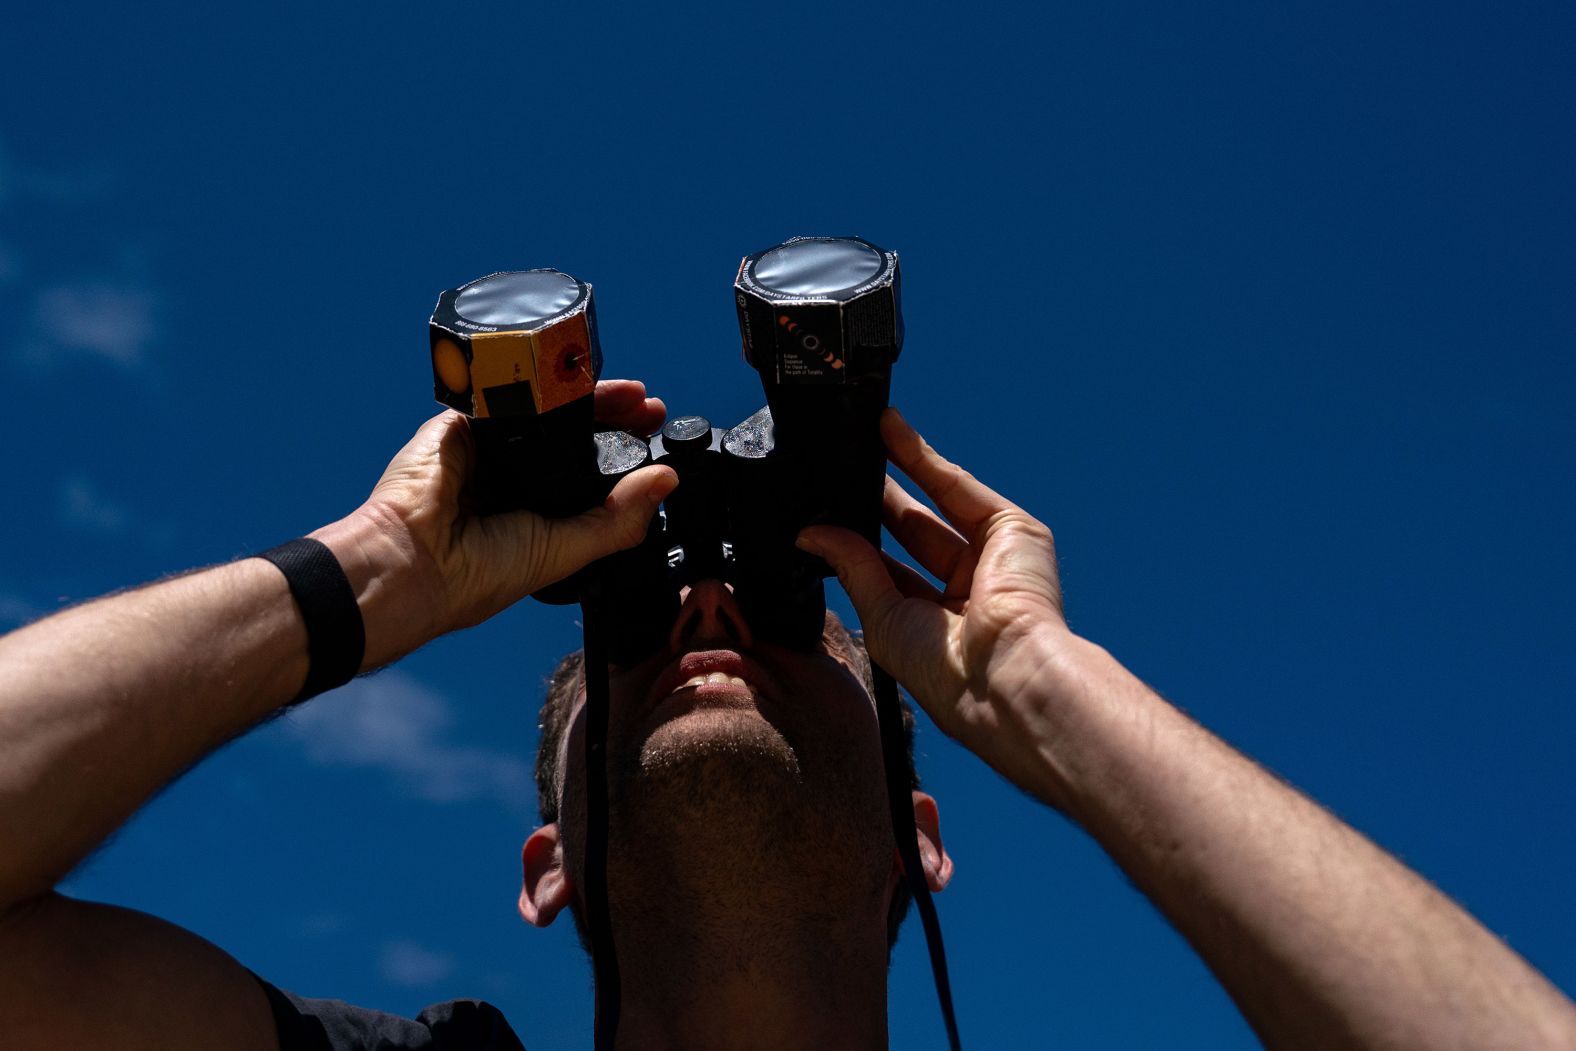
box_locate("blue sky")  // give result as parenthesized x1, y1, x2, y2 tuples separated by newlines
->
(3, 2, 1574, 1047)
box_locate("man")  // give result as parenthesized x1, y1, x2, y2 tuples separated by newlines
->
(1, 380, 1573, 1049)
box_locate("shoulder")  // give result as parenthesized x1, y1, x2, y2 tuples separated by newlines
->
(259, 978, 527, 1051)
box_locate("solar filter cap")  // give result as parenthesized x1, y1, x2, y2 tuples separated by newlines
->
(429, 269, 603, 418)
(734, 236, 902, 385)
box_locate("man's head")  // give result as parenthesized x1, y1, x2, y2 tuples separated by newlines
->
(518, 580, 951, 972)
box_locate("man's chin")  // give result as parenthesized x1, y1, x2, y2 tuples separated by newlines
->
(634, 708, 801, 783)
(606, 708, 803, 825)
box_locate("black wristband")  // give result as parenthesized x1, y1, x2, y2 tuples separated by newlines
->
(257, 538, 366, 702)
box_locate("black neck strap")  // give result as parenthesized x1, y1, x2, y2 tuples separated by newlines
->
(580, 585, 622, 1051)
(874, 662, 963, 1050)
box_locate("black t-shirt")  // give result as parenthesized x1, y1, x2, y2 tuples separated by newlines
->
(257, 977, 527, 1050)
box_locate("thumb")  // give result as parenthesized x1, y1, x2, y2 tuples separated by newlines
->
(798, 525, 906, 669)
(539, 465, 679, 581)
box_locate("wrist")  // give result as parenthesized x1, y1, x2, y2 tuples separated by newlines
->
(308, 505, 441, 671)
(977, 625, 1129, 815)
(1011, 630, 1163, 823)
(979, 618, 1088, 721)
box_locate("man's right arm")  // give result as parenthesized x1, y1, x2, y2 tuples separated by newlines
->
(0, 386, 674, 1049)
(803, 408, 1576, 1051)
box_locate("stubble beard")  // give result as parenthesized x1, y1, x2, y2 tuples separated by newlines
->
(610, 710, 812, 892)
(601, 709, 892, 984)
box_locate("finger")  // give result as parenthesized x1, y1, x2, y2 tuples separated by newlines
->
(389, 409, 465, 469)
(797, 525, 901, 632)
(881, 551, 946, 604)
(594, 381, 667, 434)
(881, 475, 969, 584)
(801, 526, 959, 716)
(597, 399, 666, 435)
(882, 407, 1021, 539)
(626, 396, 668, 435)
(592, 379, 647, 411)
(972, 512, 1066, 618)
(372, 410, 471, 504)
(798, 525, 924, 676)
(593, 379, 651, 420)
(535, 465, 679, 584)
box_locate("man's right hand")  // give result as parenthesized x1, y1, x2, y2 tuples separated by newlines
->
(312, 379, 679, 672)
(797, 407, 1081, 811)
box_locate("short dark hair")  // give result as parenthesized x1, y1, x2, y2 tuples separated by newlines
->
(533, 611, 922, 950)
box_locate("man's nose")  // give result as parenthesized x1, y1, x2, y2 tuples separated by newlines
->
(669, 579, 755, 652)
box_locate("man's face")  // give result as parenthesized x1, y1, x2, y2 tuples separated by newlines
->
(538, 580, 898, 935)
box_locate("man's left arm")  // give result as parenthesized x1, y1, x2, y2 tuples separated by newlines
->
(804, 407, 1576, 1050)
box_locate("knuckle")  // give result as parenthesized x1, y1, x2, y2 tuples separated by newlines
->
(977, 592, 1059, 635)
(536, 518, 564, 563)
(861, 619, 893, 663)
(933, 462, 964, 493)
(987, 509, 1053, 546)
(615, 513, 646, 548)
(891, 432, 928, 472)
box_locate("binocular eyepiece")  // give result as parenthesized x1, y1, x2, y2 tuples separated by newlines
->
(427, 235, 904, 665)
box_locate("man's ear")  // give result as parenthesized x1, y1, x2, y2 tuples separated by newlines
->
(911, 791, 953, 892)
(519, 824, 575, 928)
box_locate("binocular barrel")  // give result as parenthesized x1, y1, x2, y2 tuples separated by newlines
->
(428, 269, 672, 634)
(728, 235, 903, 646)
(430, 268, 628, 515)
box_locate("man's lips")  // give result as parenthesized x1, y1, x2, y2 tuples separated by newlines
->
(645, 649, 772, 715)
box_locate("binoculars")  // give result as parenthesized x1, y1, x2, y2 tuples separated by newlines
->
(426, 236, 959, 1051)
(427, 235, 903, 663)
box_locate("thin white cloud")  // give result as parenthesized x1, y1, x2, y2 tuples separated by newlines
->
(58, 476, 132, 534)
(282, 671, 534, 810)
(49, 475, 176, 551)
(31, 283, 157, 366)
(0, 140, 151, 367)
(379, 939, 456, 987)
